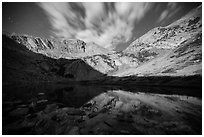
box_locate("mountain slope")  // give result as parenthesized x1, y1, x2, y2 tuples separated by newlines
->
(115, 33, 201, 77)
(2, 34, 106, 83)
(113, 5, 202, 77)
(8, 33, 112, 59)
(124, 5, 201, 53)
(3, 5, 202, 79)
(6, 33, 139, 74)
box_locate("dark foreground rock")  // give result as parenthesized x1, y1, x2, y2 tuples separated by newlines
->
(2, 90, 202, 135)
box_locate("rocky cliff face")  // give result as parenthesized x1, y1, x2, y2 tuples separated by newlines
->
(6, 33, 137, 74)
(114, 5, 202, 77)
(84, 5, 202, 76)
(2, 34, 106, 83)
(3, 5, 202, 81)
(125, 5, 201, 53)
(114, 33, 202, 77)
(8, 34, 114, 59)
(82, 52, 141, 74)
(9, 34, 87, 59)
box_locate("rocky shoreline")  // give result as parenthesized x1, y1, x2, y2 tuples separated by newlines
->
(3, 90, 202, 135)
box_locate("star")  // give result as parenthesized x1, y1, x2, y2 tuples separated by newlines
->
(8, 17, 13, 23)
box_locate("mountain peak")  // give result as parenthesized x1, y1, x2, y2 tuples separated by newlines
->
(5, 33, 115, 59)
(125, 5, 201, 53)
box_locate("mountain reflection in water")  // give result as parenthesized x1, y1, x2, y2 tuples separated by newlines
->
(2, 83, 202, 135)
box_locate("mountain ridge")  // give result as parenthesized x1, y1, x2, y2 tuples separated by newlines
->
(3, 5, 202, 79)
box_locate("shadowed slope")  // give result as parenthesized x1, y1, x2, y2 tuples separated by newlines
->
(2, 34, 106, 84)
(3, 33, 202, 89)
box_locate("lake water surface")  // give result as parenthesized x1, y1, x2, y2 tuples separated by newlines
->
(2, 83, 202, 135)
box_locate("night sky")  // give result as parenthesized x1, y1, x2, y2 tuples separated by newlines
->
(2, 2, 201, 51)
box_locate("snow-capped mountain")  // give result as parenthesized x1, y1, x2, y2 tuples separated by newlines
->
(115, 33, 201, 77)
(2, 34, 107, 83)
(114, 5, 202, 77)
(86, 5, 202, 77)
(125, 5, 201, 53)
(3, 5, 202, 81)
(8, 33, 113, 59)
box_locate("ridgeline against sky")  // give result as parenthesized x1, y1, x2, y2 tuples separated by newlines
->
(2, 2, 201, 51)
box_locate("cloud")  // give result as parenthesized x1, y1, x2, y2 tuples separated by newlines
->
(167, 2, 177, 9)
(36, 3, 84, 38)
(157, 2, 181, 23)
(158, 10, 169, 22)
(37, 2, 152, 50)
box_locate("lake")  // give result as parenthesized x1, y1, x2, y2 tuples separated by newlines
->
(2, 83, 202, 135)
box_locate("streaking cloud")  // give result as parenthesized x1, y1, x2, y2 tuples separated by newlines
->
(37, 2, 152, 50)
(157, 2, 181, 23)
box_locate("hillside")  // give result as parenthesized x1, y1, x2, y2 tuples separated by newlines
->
(113, 5, 202, 77)
(2, 34, 106, 83)
(3, 5, 202, 83)
(7, 33, 113, 59)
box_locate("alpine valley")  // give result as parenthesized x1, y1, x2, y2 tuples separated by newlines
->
(2, 4, 202, 135)
(3, 5, 202, 86)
